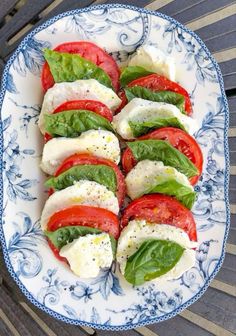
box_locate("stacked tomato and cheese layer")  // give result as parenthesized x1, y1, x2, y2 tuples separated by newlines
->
(113, 45, 203, 285)
(39, 41, 126, 278)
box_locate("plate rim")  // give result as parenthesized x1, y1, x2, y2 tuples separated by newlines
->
(0, 3, 231, 331)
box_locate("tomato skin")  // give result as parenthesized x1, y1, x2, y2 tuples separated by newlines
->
(47, 238, 67, 263)
(122, 127, 203, 185)
(44, 99, 113, 142)
(41, 41, 120, 92)
(53, 100, 113, 121)
(47, 205, 120, 239)
(140, 128, 203, 185)
(127, 74, 192, 115)
(52, 153, 126, 206)
(121, 194, 197, 241)
(122, 148, 137, 174)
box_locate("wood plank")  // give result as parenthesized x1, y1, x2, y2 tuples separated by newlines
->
(210, 279, 236, 297)
(135, 327, 160, 336)
(215, 253, 236, 286)
(180, 309, 235, 336)
(226, 243, 236, 255)
(157, 0, 205, 17)
(213, 47, 236, 63)
(224, 74, 236, 91)
(2, 0, 96, 58)
(186, 3, 236, 31)
(145, 0, 174, 11)
(195, 15, 236, 42)
(148, 315, 213, 336)
(228, 96, 236, 113)
(188, 287, 236, 334)
(0, 0, 54, 58)
(0, 285, 46, 336)
(0, 0, 18, 22)
(203, 30, 236, 54)
(0, 308, 21, 336)
(173, 0, 234, 25)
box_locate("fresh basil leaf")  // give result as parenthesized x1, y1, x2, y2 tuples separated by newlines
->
(129, 117, 187, 137)
(44, 48, 113, 88)
(124, 239, 184, 285)
(45, 226, 117, 258)
(127, 140, 198, 178)
(120, 66, 153, 87)
(44, 110, 113, 137)
(147, 179, 196, 209)
(125, 86, 185, 114)
(45, 164, 117, 193)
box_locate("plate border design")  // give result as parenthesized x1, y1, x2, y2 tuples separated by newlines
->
(0, 3, 230, 331)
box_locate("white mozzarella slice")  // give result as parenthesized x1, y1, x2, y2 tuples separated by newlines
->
(39, 79, 121, 133)
(125, 160, 193, 200)
(112, 98, 197, 139)
(117, 219, 197, 280)
(40, 130, 120, 175)
(40, 180, 119, 231)
(60, 233, 113, 278)
(128, 45, 176, 81)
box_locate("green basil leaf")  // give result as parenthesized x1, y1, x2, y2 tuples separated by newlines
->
(45, 164, 117, 193)
(44, 110, 113, 137)
(43, 48, 113, 89)
(147, 179, 196, 209)
(125, 86, 186, 114)
(120, 66, 153, 87)
(129, 117, 187, 137)
(127, 140, 198, 178)
(124, 239, 184, 285)
(45, 226, 117, 258)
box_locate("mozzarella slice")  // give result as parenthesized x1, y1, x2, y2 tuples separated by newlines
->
(117, 219, 197, 280)
(112, 98, 197, 139)
(40, 130, 120, 175)
(125, 160, 194, 200)
(40, 180, 119, 231)
(38, 79, 121, 133)
(60, 233, 113, 278)
(128, 45, 176, 81)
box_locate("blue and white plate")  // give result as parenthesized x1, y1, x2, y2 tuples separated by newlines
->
(0, 4, 230, 331)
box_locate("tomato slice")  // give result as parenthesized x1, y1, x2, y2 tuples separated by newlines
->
(52, 153, 126, 206)
(47, 205, 120, 239)
(41, 41, 120, 92)
(47, 238, 67, 263)
(117, 73, 192, 115)
(121, 194, 197, 241)
(53, 100, 113, 121)
(44, 99, 113, 142)
(122, 127, 203, 185)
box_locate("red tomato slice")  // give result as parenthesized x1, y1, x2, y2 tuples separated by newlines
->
(41, 41, 120, 92)
(122, 127, 203, 185)
(47, 238, 67, 263)
(47, 205, 120, 239)
(53, 100, 113, 121)
(52, 153, 126, 206)
(121, 194, 197, 241)
(117, 74, 193, 114)
(126, 74, 192, 115)
(44, 99, 113, 142)
(140, 128, 203, 184)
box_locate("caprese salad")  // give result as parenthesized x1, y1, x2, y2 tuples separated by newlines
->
(39, 41, 203, 286)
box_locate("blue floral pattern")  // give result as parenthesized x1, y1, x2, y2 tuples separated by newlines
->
(8, 212, 44, 278)
(0, 4, 230, 330)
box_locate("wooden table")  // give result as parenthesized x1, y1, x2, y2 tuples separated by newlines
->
(0, 1, 235, 335)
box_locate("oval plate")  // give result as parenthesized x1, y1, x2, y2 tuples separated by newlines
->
(0, 4, 230, 331)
